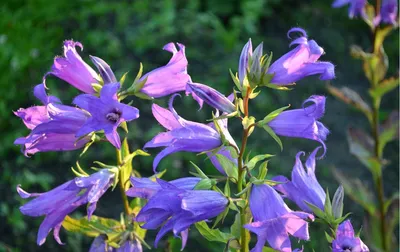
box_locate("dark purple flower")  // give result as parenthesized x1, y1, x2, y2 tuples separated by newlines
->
(244, 184, 314, 252)
(14, 84, 91, 156)
(267, 28, 335, 85)
(18, 169, 114, 245)
(89, 235, 142, 252)
(73, 82, 140, 149)
(134, 178, 228, 250)
(374, 0, 398, 25)
(144, 94, 222, 172)
(186, 82, 236, 113)
(332, 0, 367, 18)
(126, 177, 201, 198)
(267, 95, 329, 156)
(44, 40, 100, 94)
(332, 220, 369, 252)
(272, 147, 326, 212)
(139, 43, 190, 98)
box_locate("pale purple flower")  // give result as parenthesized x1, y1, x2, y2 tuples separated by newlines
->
(139, 43, 190, 98)
(14, 84, 91, 156)
(17, 169, 114, 245)
(332, 0, 367, 18)
(332, 220, 369, 252)
(44, 40, 100, 94)
(90, 55, 117, 84)
(374, 0, 398, 25)
(144, 94, 222, 172)
(186, 82, 236, 113)
(267, 95, 329, 156)
(73, 82, 140, 149)
(134, 178, 228, 250)
(267, 28, 335, 85)
(272, 147, 326, 212)
(89, 235, 142, 252)
(244, 184, 314, 252)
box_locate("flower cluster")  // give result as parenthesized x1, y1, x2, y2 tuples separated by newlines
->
(15, 26, 370, 252)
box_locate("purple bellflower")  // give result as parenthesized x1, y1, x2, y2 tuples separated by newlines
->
(186, 82, 236, 113)
(17, 169, 114, 245)
(73, 82, 139, 149)
(374, 0, 398, 25)
(332, 220, 369, 252)
(133, 178, 228, 250)
(139, 43, 190, 98)
(272, 147, 326, 212)
(144, 94, 222, 172)
(89, 235, 142, 252)
(267, 28, 335, 85)
(238, 39, 253, 84)
(45, 40, 100, 94)
(14, 84, 91, 156)
(244, 184, 314, 252)
(332, 0, 367, 18)
(267, 95, 329, 156)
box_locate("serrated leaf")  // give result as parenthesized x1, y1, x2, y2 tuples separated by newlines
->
(258, 105, 291, 125)
(246, 154, 274, 170)
(195, 221, 234, 243)
(62, 215, 123, 238)
(262, 125, 283, 151)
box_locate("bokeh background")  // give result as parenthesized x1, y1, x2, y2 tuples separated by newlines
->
(0, 0, 398, 251)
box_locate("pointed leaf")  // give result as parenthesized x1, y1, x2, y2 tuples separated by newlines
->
(194, 221, 234, 244)
(215, 154, 238, 179)
(379, 110, 399, 157)
(262, 125, 283, 151)
(258, 105, 291, 125)
(62, 215, 123, 238)
(246, 154, 274, 171)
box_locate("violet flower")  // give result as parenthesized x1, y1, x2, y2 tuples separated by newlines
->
(238, 39, 253, 84)
(17, 169, 114, 245)
(186, 82, 236, 113)
(73, 82, 140, 149)
(267, 28, 335, 85)
(267, 95, 329, 156)
(134, 178, 228, 250)
(144, 94, 222, 172)
(14, 84, 91, 156)
(374, 0, 398, 25)
(332, 220, 369, 252)
(272, 147, 326, 212)
(89, 235, 142, 252)
(244, 184, 314, 252)
(332, 0, 367, 18)
(44, 40, 100, 94)
(139, 43, 190, 98)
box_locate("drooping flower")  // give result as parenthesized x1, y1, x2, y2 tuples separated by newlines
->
(272, 147, 326, 212)
(44, 40, 100, 94)
(267, 95, 329, 156)
(332, 0, 367, 18)
(139, 43, 191, 98)
(73, 82, 140, 149)
(14, 84, 91, 156)
(134, 178, 228, 250)
(244, 184, 314, 252)
(266, 28, 335, 85)
(374, 0, 398, 25)
(17, 169, 114, 245)
(144, 94, 222, 172)
(186, 82, 236, 113)
(332, 220, 369, 252)
(89, 235, 142, 252)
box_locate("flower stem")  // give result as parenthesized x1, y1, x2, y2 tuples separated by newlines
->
(237, 87, 251, 252)
(116, 148, 131, 215)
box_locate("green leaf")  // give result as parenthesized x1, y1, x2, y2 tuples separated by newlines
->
(194, 221, 234, 243)
(369, 77, 399, 99)
(374, 26, 394, 54)
(261, 125, 283, 151)
(194, 178, 214, 190)
(189, 161, 209, 179)
(257, 161, 269, 180)
(120, 138, 132, 191)
(258, 105, 291, 125)
(305, 201, 325, 219)
(224, 179, 231, 197)
(119, 71, 129, 86)
(378, 110, 399, 157)
(325, 231, 334, 243)
(246, 154, 274, 171)
(62, 215, 123, 238)
(332, 185, 344, 219)
(212, 205, 229, 228)
(230, 213, 241, 239)
(215, 154, 238, 179)
(133, 62, 144, 84)
(324, 188, 333, 218)
(229, 69, 242, 91)
(134, 91, 153, 100)
(262, 247, 279, 252)
(242, 116, 256, 136)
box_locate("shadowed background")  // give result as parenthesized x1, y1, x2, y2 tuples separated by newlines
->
(0, 0, 398, 251)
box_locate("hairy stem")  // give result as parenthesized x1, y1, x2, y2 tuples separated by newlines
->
(116, 149, 131, 215)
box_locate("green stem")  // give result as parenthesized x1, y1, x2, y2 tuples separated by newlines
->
(116, 149, 131, 215)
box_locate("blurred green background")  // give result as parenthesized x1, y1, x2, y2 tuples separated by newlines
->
(0, 0, 398, 251)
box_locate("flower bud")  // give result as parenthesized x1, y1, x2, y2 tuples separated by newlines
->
(332, 185, 344, 218)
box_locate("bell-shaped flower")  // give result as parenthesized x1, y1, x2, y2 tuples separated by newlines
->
(244, 184, 314, 252)
(139, 43, 190, 98)
(14, 84, 91, 156)
(267, 28, 335, 85)
(73, 82, 140, 149)
(186, 82, 236, 113)
(267, 95, 329, 156)
(332, 0, 367, 18)
(374, 0, 398, 25)
(89, 235, 142, 252)
(44, 40, 100, 94)
(126, 176, 201, 199)
(332, 220, 369, 252)
(272, 147, 326, 212)
(134, 178, 228, 250)
(17, 169, 114, 245)
(144, 94, 222, 172)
